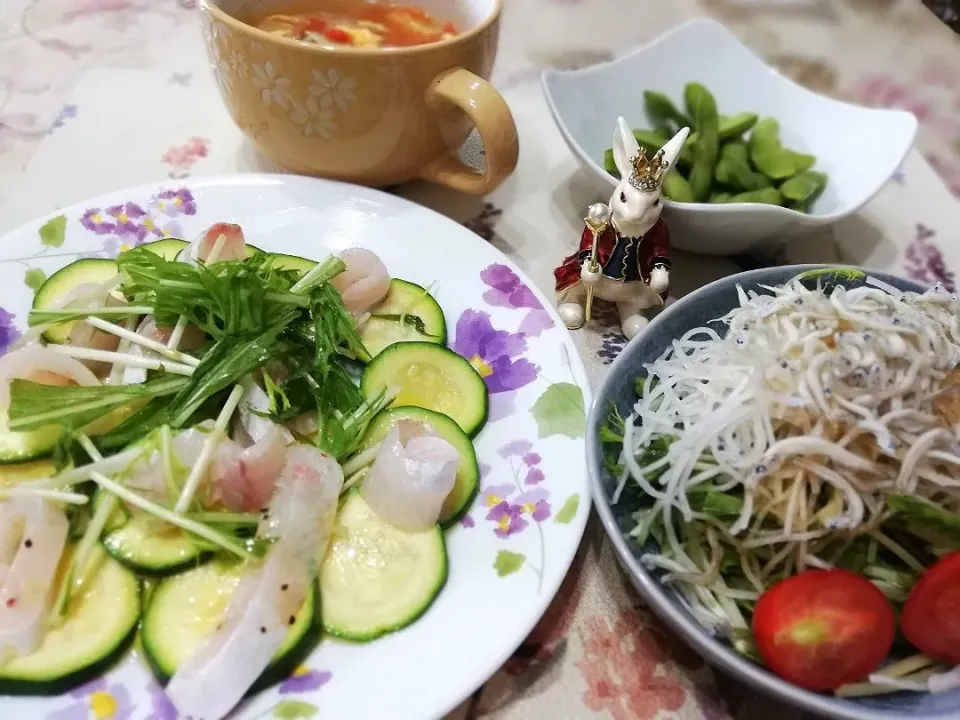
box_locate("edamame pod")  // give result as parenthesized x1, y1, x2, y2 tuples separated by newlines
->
(714, 141, 772, 192)
(709, 191, 733, 203)
(662, 171, 696, 203)
(719, 112, 758, 141)
(728, 187, 783, 205)
(749, 118, 817, 180)
(643, 91, 692, 132)
(780, 170, 828, 208)
(683, 83, 720, 202)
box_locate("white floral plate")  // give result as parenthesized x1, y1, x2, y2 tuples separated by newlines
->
(0, 174, 591, 720)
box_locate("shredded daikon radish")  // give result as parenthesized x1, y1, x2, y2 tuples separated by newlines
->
(608, 273, 960, 687)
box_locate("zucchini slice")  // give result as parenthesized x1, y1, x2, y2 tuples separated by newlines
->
(0, 410, 63, 465)
(321, 491, 447, 642)
(0, 548, 140, 695)
(141, 238, 188, 261)
(141, 560, 320, 689)
(102, 514, 208, 576)
(360, 342, 488, 437)
(264, 253, 317, 276)
(32, 258, 120, 344)
(358, 406, 478, 528)
(361, 279, 447, 359)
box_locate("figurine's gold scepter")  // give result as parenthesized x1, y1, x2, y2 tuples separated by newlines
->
(583, 203, 610, 323)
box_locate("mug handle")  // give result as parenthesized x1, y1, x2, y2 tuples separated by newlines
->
(418, 68, 519, 195)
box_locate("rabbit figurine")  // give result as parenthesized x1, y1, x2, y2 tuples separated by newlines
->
(554, 118, 690, 340)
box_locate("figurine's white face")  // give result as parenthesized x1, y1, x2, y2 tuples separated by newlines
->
(609, 118, 690, 238)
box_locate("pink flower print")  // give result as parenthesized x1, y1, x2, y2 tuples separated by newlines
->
(904, 223, 956, 292)
(850, 75, 933, 121)
(480, 263, 554, 338)
(524, 452, 541, 466)
(927, 153, 960, 200)
(162, 137, 210, 177)
(516, 487, 551, 522)
(147, 678, 177, 720)
(48, 677, 134, 720)
(279, 666, 332, 694)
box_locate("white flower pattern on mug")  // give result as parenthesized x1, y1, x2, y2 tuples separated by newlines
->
(226, 49, 248, 79)
(309, 69, 357, 111)
(289, 97, 337, 138)
(252, 62, 292, 108)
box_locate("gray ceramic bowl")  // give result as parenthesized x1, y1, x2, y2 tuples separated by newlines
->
(586, 265, 960, 720)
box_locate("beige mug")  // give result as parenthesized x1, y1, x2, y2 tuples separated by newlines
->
(199, 0, 518, 193)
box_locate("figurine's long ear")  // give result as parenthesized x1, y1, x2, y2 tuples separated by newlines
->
(612, 116, 640, 179)
(659, 127, 691, 172)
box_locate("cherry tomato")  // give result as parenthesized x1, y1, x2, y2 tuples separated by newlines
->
(323, 27, 352, 45)
(752, 569, 895, 691)
(902, 551, 960, 664)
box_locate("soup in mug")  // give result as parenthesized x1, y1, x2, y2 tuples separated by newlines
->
(248, 0, 459, 49)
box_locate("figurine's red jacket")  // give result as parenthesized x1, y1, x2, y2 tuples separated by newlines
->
(554, 219, 671, 293)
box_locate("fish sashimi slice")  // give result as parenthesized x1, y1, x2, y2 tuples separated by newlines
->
(184, 223, 246, 265)
(360, 423, 458, 531)
(212, 423, 289, 512)
(0, 345, 99, 411)
(165, 444, 343, 720)
(0, 498, 69, 662)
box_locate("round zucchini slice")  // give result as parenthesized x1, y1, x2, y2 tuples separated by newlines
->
(264, 253, 317, 276)
(358, 406, 478, 528)
(32, 258, 120, 343)
(141, 238, 188, 260)
(361, 279, 447, 359)
(0, 409, 63, 465)
(360, 342, 488, 437)
(0, 549, 140, 695)
(102, 515, 208, 576)
(321, 491, 447, 642)
(141, 560, 320, 689)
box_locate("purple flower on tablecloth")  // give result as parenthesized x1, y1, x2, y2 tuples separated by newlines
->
(598, 328, 628, 365)
(50, 104, 77, 132)
(454, 309, 538, 422)
(81, 208, 117, 235)
(463, 202, 502, 242)
(480, 263, 554, 338)
(149, 188, 197, 217)
(904, 223, 956, 292)
(48, 677, 134, 720)
(147, 678, 177, 720)
(279, 666, 332, 694)
(0, 308, 21, 355)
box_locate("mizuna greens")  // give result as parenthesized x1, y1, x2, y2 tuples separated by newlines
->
(0, 227, 488, 719)
(602, 271, 960, 696)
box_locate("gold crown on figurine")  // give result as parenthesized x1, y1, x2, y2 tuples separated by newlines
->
(628, 146, 670, 192)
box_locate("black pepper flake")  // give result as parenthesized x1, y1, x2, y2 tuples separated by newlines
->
(260, 626, 267, 634)
(24, 539, 32, 548)
(288, 615, 296, 626)
(281, 584, 289, 591)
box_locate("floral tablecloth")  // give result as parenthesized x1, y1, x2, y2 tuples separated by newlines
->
(1, 1, 960, 719)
